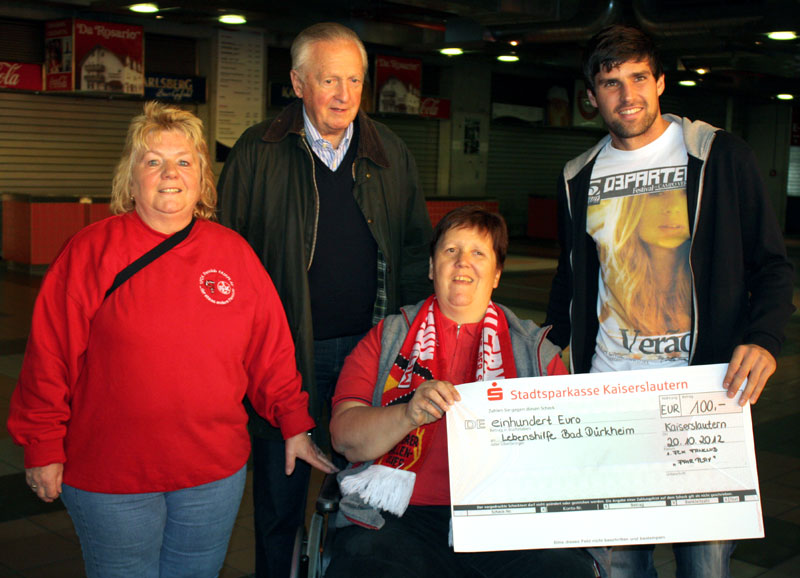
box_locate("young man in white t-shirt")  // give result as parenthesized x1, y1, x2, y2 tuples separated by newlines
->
(546, 24, 795, 578)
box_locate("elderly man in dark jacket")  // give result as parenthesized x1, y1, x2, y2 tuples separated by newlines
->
(217, 21, 432, 578)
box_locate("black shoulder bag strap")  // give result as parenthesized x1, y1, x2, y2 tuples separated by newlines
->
(103, 218, 196, 301)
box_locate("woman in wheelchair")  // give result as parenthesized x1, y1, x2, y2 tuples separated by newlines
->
(327, 206, 603, 577)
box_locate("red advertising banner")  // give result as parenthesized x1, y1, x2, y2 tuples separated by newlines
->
(45, 19, 73, 91)
(375, 54, 421, 114)
(419, 96, 451, 119)
(0, 61, 43, 91)
(45, 19, 144, 94)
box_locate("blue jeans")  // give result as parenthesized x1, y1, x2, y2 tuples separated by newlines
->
(252, 436, 312, 578)
(611, 542, 736, 578)
(252, 332, 365, 577)
(313, 333, 366, 469)
(62, 465, 246, 578)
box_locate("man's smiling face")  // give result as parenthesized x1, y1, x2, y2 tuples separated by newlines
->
(588, 58, 667, 150)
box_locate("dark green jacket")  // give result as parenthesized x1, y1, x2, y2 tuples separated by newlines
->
(218, 100, 433, 439)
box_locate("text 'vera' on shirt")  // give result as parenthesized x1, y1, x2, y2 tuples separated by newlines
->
(587, 121, 692, 373)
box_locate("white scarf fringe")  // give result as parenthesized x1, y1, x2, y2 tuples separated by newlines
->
(339, 464, 417, 516)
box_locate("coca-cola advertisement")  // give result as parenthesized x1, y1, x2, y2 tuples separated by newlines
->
(419, 96, 451, 119)
(0, 61, 43, 91)
(44, 19, 72, 91)
(375, 55, 421, 114)
(45, 19, 144, 95)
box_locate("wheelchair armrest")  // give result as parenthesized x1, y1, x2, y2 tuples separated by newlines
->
(316, 472, 341, 514)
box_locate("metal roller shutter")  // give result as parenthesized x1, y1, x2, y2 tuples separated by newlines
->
(0, 92, 198, 196)
(487, 122, 602, 235)
(788, 146, 800, 197)
(377, 115, 439, 197)
(0, 18, 43, 63)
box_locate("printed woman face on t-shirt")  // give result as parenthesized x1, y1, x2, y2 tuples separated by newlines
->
(636, 189, 690, 250)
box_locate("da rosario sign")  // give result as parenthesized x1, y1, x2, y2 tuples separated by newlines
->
(45, 18, 144, 95)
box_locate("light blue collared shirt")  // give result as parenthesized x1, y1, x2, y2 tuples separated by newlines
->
(302, 107, 354, 171)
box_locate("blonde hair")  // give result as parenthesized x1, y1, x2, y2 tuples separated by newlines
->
(291, 22, 368, 80)
(599, 193, 690, 335)
(110, 101, 216, 220)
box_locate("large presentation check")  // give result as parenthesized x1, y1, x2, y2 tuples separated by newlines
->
(446, 364, 763, 552)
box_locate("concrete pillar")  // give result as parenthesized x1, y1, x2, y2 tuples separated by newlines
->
(745, 103, 792, 230)
(446, 58, 492, 197)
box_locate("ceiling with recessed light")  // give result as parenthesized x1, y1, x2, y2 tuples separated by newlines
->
(3, 0, 799, 100)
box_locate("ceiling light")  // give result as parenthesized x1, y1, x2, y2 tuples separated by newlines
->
(679, 80, 697, 87)
(509, 41, 519, 47)
(219, 14, 247, 24)
(129, 3, 158, 13)
(440, 48, 463, 56)
(695, 68, 708, 75)
(497, 55, 519, 62)
(767, 31, 796, 40)
(776, 93, 794, 100)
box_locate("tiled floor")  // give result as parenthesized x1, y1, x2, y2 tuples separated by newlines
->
(1, 238, 799, 577)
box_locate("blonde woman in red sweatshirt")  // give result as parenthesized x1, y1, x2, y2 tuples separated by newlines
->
(8, 102, 336, 578)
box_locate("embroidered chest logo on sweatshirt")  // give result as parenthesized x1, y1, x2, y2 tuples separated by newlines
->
(199, 269, 235, 305)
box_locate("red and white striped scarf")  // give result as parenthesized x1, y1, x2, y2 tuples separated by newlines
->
(340, 295, 516, 520)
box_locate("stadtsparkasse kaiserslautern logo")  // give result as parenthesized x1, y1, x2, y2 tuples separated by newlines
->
(487, 382, 503, 401)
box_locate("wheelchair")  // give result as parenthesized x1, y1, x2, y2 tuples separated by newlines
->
(290, 473, 341, 578)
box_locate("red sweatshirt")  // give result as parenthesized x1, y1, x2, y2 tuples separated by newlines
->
(8, 212, 314, 493)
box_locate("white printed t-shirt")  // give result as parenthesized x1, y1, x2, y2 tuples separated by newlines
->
(588, 121, 692, 373)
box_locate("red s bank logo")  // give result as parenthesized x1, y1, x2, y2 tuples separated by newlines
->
(487, 382, 503, 401)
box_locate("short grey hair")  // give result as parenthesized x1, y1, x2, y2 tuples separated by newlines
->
(291, 22, 368, 80)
